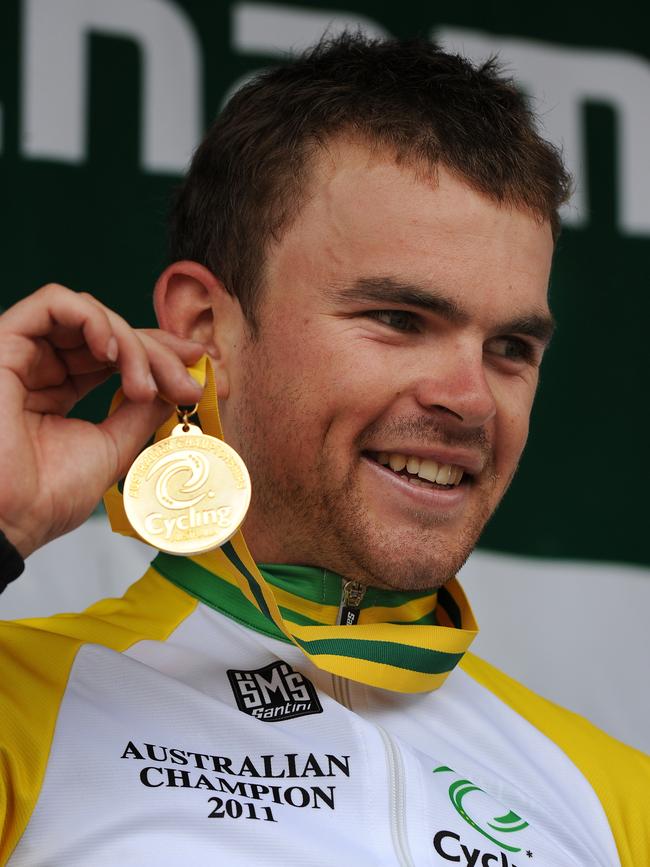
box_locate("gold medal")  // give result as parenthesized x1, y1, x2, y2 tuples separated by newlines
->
(122, 405, 251, 555)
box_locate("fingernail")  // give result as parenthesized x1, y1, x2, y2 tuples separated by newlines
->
(147, 374, 158, 394)
(106, 336, 118, 363)
(186, 372, 202, 391)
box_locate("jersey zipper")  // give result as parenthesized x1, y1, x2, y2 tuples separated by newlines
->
(377, 725, 416, 867)
(337, 579, 366, 625)
(333, 673, 416, 867)
(335, 579, 415, 866)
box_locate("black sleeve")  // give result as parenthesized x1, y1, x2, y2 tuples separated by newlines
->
(0, 528, 25, 593)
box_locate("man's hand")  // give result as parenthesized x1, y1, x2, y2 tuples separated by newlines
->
(0, 284, 207, 558)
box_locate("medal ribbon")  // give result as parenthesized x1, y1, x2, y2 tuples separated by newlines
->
(104, 356, 478, 693)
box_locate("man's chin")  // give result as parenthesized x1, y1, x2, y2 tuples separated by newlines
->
(345, 474, 500, 590)
(365, 549, 472, 592)
(332, 520, 479, 592)
(316, 477, 488, 590)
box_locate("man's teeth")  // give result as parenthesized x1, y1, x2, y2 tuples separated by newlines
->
(388, 454, 407, 472)
(376, 452, 464, 486)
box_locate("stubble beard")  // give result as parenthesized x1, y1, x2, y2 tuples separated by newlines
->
(233, 346, 503, 591)
(237, 406, 500, 591)
(316, 450, 499, 591)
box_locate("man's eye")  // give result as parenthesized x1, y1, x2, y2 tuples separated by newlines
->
(488, 337, 536, 363)
(367, 310, 419, 332)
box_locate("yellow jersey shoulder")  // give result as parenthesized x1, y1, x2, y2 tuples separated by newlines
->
(461, 652, 650, 867)
(0, 568, 195, 865)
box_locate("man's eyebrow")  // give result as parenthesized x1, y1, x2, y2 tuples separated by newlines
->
(329, 277, 469, 324)
(329, 276, 556, 344)
(498, 313, 556, 345)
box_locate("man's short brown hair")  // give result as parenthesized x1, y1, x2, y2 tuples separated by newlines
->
(169, 33, 571, 328)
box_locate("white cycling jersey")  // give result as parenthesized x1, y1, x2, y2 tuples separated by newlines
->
(1, 544, 648, 867)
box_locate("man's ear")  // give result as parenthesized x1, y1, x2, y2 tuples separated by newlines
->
(154, 260, 244, 399)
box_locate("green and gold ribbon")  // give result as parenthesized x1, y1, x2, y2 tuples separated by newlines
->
(104, 356, 478, 693)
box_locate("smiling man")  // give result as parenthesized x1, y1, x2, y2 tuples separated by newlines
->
(176, 142, 555, 592)
(0, 35, 648, 867)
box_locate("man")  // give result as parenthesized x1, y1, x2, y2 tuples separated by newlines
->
(0, 34, 648, 866)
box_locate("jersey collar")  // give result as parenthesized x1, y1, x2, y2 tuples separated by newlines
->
(151, 539, 478, 694)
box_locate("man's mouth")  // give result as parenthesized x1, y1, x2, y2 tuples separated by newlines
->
(364, 451, 469, 489)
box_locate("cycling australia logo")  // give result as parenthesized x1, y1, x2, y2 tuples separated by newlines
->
(433, 765, 535, 865)
(227, 660, 323, 722)
(143, 449, 232, 541)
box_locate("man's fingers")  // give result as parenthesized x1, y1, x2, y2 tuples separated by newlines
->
(81, 303, 200, 405)
(137, 331, 205, 406)
(24, 369, 115, 415)
(0, 334, 68, 390)
(139, 329, 207, 362)
(75, 298, 160, 403)
(58, 345, 111, 376)
(54, 335, 204, 412)
(1, 284, 117, 363)
(1, 287, 207, 420)
(60, 331, 205, 377)
(3, 287, 183, 405)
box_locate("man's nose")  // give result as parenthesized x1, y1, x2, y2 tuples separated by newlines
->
(411, 345, 497, 428)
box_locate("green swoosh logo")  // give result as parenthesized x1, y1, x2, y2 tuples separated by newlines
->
(434, 766, 529, 853)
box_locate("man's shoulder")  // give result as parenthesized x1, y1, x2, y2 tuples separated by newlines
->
(0, 566, 197, 751)
(0, 566, 196, 657)
(0, 566, 199, 862)
(461, 651, 650, 865)
(461, 651, 647, 758)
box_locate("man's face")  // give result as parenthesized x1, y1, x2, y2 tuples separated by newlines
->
(220, 139, 554, 590)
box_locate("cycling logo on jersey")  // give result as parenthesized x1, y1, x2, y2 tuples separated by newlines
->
(227, 660, 323, 722)
(432, 765, 535, 865)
